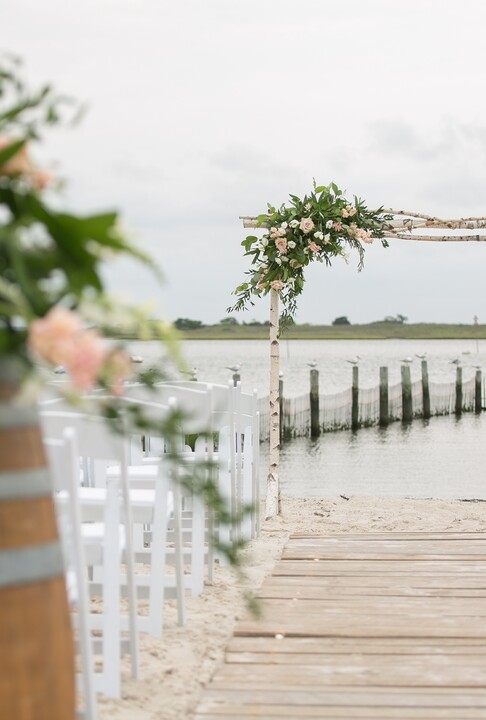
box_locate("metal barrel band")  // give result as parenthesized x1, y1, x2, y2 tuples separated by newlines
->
(0, 540, 65, 588)
(0, 405, 39, 428)
(0, 467, 52, 500)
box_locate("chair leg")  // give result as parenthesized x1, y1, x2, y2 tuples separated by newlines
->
(171, 482, 186, 626)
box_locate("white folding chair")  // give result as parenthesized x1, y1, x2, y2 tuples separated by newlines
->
(41, 410, 138, 698)
(121, 386, 213, 595)
(41, 405, 184, 638)
(44, 427, 97, 720)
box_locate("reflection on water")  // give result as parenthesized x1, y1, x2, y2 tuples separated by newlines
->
(260, 413, 486, 500)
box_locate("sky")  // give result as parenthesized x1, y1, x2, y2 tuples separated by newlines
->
(4, 0, 486, 326)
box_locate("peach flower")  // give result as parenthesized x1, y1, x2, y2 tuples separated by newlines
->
(270, 279, 284, 290)
(63, 329, 106, 390)
(300, 218, 315, 234)
(28, 306, 82, 366)
(308, 240, 320, 253)
(275, 237, 288, 254)
(0, 137, 51, 189)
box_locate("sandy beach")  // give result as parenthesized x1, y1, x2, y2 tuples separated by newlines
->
(97, 496, 486, 720)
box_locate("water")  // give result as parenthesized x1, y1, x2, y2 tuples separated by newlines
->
(261, 414, 486, 500)
(128, 337, 485, 396)
(126, 338, 486, 500)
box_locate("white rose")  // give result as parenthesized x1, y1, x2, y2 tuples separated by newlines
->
(280, 222, 288, 229)
(261, 237, 269, 247)
(314, 231, 324, 240)
(287, 240, 296, 249)
(324, 233, 331, 244)
(289, 219, 299, 229)
(281, 256, 289, 263)
(325, 220, 333, 229)
(275, 257, 282, 265)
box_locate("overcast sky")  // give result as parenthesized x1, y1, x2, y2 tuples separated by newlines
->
(5, 0, 486, 325)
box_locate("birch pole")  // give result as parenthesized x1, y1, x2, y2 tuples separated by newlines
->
(266, 287, 281, 518)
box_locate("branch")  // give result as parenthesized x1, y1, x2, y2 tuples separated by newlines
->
(385, 232, 486, 242)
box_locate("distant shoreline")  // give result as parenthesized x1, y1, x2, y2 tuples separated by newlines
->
(171, 322, 486, 341)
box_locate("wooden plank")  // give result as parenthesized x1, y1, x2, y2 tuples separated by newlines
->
(289, 532, 486, 540)
(214, 655, 486, 686)
(244, 597, 486, 615)
(259, 577, 486, 598)
(272, 560, 486, 576)
(198, 686, 486, 707)
(226, 650, 486, 665)
(234, 614, 486, 638)
(227, 636, 486, 655)
(194, 705, 486, 718)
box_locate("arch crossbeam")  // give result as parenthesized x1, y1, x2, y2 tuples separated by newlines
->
(241, 212, 486, 242)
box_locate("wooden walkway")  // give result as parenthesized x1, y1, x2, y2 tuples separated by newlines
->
(194, 532, 486, 719)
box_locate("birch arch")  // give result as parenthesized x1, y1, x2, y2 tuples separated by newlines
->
(231, 188, 486, 519)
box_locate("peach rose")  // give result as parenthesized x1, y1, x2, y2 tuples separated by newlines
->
(270, 279, 283, 290)
(300, 218, 315, 234)
(28, 306, 82, 366)
(308, 240, 320, 253)
(275, 237, 288, 254)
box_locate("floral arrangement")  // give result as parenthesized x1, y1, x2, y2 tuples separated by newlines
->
(229, 181, 392, 324)
(0, 56, 177, 396)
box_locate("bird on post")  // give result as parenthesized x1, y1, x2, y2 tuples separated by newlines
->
(226, 364, 241, 373)
(307, 360, 317, 368)
(401, 357, 413, 364)
(346, 356, 360, 365)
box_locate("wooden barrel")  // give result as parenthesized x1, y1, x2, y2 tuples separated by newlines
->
(0, 381, 75, 719)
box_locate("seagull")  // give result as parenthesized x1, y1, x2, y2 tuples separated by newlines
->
(226, 364, 241, 373)
(401, 357, 413, 364)
(182, 367, 199, 380)
(415, 353, 427, 360)
(450, 358, 461, 365)
(346, 355, 360, 365)
(307, 360, 317, 368)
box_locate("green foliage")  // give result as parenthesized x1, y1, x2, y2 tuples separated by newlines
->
(174, 317, 205, 330)
(228, 180, 392, 326)
(332, 316, 351, 325)
(219, 316, 239, 326)
(382, 314, 408, 324)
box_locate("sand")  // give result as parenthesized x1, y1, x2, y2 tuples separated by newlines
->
(97, 496, 486, 719)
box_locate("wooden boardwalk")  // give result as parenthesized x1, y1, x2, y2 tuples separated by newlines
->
(194, 532, 486, 719)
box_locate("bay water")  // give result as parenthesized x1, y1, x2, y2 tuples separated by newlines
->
(127, 338, 486, 500)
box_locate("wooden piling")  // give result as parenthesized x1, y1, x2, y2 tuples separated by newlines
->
(310, 368, 320, 438)
(475, 369, 482, 414)
(351, 365, 359, 431)
(455, 366, 463, 416)
(379, 366, 389, 426)
(421, 360, 431, 419)
(401, 364, 413, 422)
(232, 372, 240, 387)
